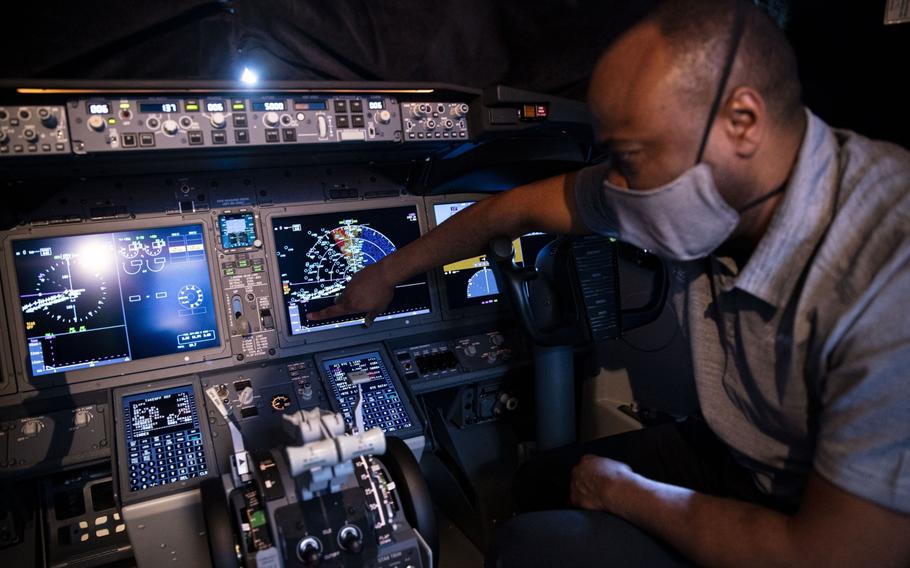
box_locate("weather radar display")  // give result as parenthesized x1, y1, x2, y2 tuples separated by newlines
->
(272, 206, 431, 334)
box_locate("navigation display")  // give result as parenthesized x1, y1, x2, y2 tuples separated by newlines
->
(121, 384, 209, 491)
(322, 352, 415, 434)
(432, 202, 553, 310)
(12, 225, 220, 376)
(272, 206, 431, 334)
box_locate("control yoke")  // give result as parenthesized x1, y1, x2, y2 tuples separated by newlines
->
(488, 235, 668, 347)
(487, 237, 579, 346)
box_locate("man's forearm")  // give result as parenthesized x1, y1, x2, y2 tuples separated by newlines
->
(612, 474, 795, 567)
(377, 171, 584, 284)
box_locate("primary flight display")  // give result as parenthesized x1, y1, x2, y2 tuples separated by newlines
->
(12, 224, 220, 376)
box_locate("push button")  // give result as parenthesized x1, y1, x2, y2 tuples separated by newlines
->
(333, 100, 348, 113)
(234, 129, 249, 143)
(264, 129, 280, 143)
(187, 131, 204, 145)
(139, 133, 155, 147)
(351, 114, 364, 127)
(233, 114, 248, 128)
(336, 115, 350, 128)
(282, 128, 297, 142)
(212, 131, 227, 144)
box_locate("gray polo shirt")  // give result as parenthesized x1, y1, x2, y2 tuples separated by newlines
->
(575, 110, 910, 513)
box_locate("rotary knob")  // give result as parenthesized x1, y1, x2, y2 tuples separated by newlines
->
(264, 112, 280, 127)
(210, 112, 226, 129)
(74, 409, 93, 427)
(162, 119, 179, 135)
(87, 115, 106, 132)
(39, 109, 58, 129)
(0, 130, 8, 144)
(338, 526, 363, 554)
(297, 536, 322, 566)
(412, 103, 431, 117)
(453, 103, 470, 118)
(21, 419, 44, 437)
(22, 128, 38, 143)
(376, 109, 392, 124)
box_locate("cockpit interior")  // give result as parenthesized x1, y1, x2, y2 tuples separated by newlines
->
(1, 2, 907, 567)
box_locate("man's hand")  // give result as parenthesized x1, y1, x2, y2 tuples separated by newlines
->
(567, 454, 910, 567)
(306, 263, 395, 326)
(569, 454, 637, 512)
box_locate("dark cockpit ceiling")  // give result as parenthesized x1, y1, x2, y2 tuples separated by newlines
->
(0, 1, 907, 149)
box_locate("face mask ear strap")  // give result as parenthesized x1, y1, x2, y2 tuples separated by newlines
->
(695, 0, 748, 164)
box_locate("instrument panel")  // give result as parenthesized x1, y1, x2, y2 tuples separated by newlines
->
(1, 188, 530, 388)
(1, 92, 471, 158)
(0, 82, 595, 568)
(0, 175, 537, 478)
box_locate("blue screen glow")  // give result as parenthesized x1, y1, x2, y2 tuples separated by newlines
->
(13, 224, 220, 376)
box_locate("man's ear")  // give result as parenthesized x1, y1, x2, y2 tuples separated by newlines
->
(722, 86, 765, 158)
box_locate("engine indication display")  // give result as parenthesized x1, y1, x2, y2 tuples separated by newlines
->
(218, 212, 257, 250)
(12, 225, 220, 377)
(272, 206, 431, 334)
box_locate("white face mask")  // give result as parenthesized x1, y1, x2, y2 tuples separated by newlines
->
(599, 163, 740, 261)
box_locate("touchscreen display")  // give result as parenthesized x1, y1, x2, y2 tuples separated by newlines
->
(13, 224, 219, 376)
(322, 352, 415, 434)
(272, 206, 431, 334)
(121, 384, 209, 491)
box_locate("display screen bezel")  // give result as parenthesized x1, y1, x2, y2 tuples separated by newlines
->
(1, 217, 230, 388)
(260, 199, 441, 348)
(112, 377, 217, 505)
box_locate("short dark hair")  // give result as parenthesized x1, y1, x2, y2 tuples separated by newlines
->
(643, 0, 802, 127)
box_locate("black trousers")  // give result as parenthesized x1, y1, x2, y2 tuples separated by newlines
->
(488, 418, 777, 568)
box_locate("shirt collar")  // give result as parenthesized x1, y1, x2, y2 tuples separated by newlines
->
(730, 110, 841, 307)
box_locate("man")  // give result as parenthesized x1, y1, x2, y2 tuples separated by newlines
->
(309, 0, 910, 565)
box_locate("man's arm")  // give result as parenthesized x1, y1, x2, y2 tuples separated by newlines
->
(571, 457, 910, 567)
(308, 171, 587, 322)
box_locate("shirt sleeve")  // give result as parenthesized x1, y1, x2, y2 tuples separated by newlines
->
(813, 251, 910, 513)
(572, 161, 618, 236)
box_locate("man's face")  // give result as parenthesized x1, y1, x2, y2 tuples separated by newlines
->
(587, 24, 724, 191)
